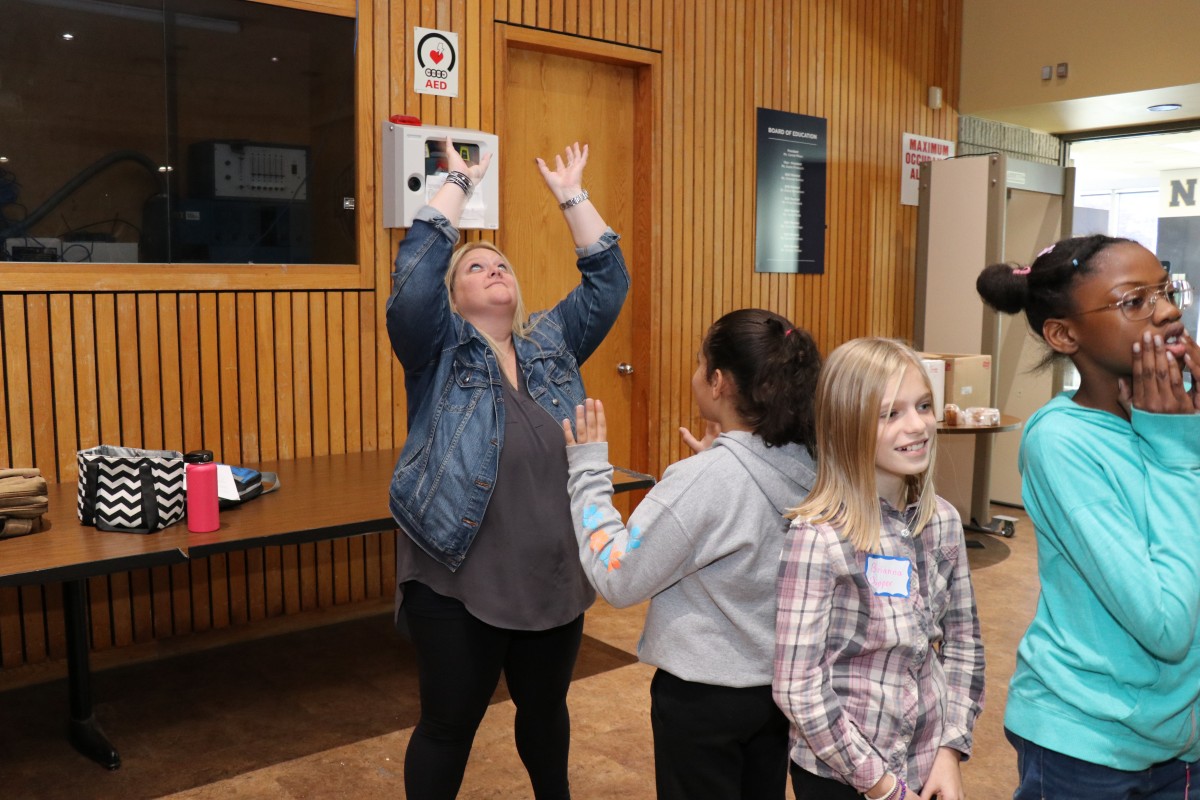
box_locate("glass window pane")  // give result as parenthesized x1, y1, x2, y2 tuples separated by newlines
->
(0, 0, 356, 265)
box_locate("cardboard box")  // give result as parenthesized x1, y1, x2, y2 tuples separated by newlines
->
(922, 353, 992, 408)
(920, 358, 946, 421)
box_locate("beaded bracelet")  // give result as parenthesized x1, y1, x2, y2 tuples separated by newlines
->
(445, 170, 473, 197)
(867, 775, 906, 800)
(558, 189, 589, 210)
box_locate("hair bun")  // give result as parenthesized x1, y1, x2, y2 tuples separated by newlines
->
(976, 262, 1028, 315)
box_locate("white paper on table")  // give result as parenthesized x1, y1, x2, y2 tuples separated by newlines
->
(216, 464, 240, 501)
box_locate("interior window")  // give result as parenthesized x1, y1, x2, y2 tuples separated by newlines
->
(0, 0, 356, 265)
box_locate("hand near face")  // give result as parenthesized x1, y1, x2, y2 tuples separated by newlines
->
(1119, 331, 1194, 416)
(1183, 331, 1200, 412)
(562, 398, 607, 446)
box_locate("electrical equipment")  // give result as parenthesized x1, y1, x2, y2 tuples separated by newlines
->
(4, 237, 61, 261)
(171, 198, 311, 263)
(61, 241, 139, 262)
(189, 141, 309, 200)
(382, 121, 498, 229)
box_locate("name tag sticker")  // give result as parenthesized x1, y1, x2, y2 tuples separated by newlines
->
(865, 555, 912, 598)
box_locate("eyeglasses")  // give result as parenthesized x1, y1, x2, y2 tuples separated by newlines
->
(1068, 279, 1194, 321)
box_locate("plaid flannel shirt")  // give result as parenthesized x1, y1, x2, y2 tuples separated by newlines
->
(773, 496, 985, 794)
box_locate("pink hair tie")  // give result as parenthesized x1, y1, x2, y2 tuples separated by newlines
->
(784, 328, 794, 336)
(1012, 265, 1032, 275)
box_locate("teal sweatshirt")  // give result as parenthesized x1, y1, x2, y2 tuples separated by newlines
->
(1005, 393, 1200, 769)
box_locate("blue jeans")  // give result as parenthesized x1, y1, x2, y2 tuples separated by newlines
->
(1007, 729, 1193, 799)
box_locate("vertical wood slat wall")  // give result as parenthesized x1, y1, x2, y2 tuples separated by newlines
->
(0, 0, 961, 670)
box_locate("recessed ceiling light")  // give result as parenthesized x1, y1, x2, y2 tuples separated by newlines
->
(1148, 103, 1182, 112)
(61, 32, 75, 40)
(0, 156, 8, 163)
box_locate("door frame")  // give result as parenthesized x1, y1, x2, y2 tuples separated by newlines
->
(495, 25, 659, 476)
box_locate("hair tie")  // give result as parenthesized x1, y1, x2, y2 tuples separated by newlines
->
(1012, 266, 1031, 275)
(1071, 258, 1079, 267)
(784, 328, 793, 337)
(1036, 245, 1055, 258)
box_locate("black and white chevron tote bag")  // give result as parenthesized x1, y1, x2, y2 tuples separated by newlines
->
(77, 446, 186, 533)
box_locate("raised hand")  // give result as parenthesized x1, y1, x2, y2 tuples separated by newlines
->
(679, 420, 721, 454)
(444, 136, 492, 185)
(535, 142, 588, 205)
(562, 398, 607, 446)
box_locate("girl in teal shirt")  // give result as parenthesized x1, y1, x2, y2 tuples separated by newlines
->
(977, 234, 1200, 799)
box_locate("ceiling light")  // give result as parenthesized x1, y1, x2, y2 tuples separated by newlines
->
(61, 32, 74, 40)
(0, 156, 8, 163)
(1148, 103, 1182, 113)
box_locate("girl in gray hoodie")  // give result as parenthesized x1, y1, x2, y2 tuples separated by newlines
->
(562, 308, 821, 800)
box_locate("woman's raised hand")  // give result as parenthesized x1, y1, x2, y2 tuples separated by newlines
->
(445, 136, 492, 185)
(562, 398, 607, 446)
(535, 142, 588, 204)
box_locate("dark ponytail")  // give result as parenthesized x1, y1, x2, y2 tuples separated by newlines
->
(976, 233, 1133, 342)
(701, 308, 821, 453)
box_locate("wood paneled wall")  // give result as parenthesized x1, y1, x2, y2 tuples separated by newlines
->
(0, 0, 961, 669)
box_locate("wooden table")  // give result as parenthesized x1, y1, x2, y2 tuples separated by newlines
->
(0, 449, 654, 770)
(0, 482, 190, 770)
(938, 414, 1023, 541)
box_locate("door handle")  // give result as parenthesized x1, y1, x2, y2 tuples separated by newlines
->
(617, 362, 634, 376)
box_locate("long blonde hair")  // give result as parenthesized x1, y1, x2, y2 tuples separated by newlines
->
(787, 337, 939, 552)
(444, 240, 534, 344)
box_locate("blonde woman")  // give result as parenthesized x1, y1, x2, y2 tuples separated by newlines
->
(773, 338, 985, 800)
(385, 139, 629, 799)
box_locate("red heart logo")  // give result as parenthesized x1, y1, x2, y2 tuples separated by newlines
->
(430, 49, 444, 64)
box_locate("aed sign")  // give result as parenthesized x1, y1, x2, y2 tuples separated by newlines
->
(1160, 168, 1200, 218)
(414, 27, 459, 98)
(901, 133, 955, 206)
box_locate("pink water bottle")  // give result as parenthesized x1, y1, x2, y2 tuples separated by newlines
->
(184, 450, 219, 533)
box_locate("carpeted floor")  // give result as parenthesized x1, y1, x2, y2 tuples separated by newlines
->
(0, 507, 1036, 800)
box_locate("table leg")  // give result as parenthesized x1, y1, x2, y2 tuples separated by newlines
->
(63, 580, 121, 770)
(965, 435, 1017, 538)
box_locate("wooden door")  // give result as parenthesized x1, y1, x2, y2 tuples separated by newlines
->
(501, 46, 640, 492)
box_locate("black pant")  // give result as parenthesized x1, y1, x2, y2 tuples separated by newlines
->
(401, 581, 584, 800)
(650, 668, 790, 800)
(789, 761, 861, 799)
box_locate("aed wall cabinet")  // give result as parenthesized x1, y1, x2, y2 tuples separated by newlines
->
(382, 122, 499, 229)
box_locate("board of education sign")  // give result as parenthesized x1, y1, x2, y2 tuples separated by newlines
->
(754, 108, 827, 274)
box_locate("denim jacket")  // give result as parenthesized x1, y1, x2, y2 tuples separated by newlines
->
(385, 207, 629, 570)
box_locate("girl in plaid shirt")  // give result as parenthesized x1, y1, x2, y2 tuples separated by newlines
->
(773, 337, 985, 800)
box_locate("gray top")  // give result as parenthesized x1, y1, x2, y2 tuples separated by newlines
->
(566, 431, 816, 686)
(396, 369, 594, 630)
